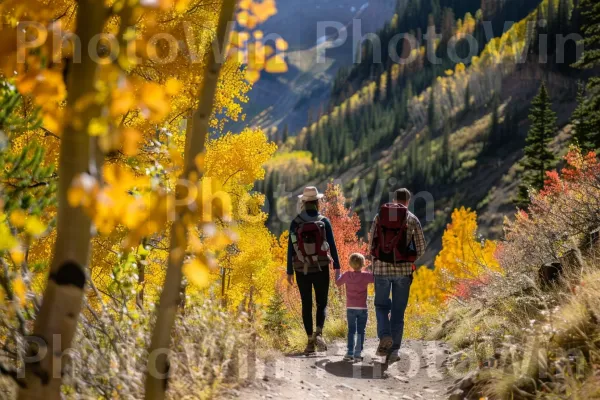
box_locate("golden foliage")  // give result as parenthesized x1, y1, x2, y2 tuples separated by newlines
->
(435, 207, 501, 285)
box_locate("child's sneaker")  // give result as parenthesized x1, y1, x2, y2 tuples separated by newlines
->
(304, 337, 316, 355)
(353, 356, 364, 363)
(376, 336, 393, 356)
(314, 332, 327, 352)
(343, 354, 354, 362)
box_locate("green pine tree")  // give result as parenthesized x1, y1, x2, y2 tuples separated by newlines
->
(441, 124, 451, 167)
(427, 88, 437, 133)
(575, 0, 600, 148)
(281, 124, 289, 144)
(486, 95, 502, 150)
(263, 291, 289, 343)
(570, 82, 595, 152)
(463, 83, 471, 115)
(517, 84, 558, 207)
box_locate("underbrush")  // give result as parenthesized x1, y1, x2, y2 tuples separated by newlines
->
(0, 293, 252, 399)
(438, 264, 600, 399)
(435, 148, 600, 399)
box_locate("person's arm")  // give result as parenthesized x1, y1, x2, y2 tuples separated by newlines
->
(368, 215, 378, 261)
(324, 218, 341, 269)
(412, 216, 426, 261)
(287, 221, 296, 278)
(335, 271, 346, 286)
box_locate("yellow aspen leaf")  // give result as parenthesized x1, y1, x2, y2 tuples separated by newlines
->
(251, 0, 277, 22)
(169, 147, 184, 169)
(140, 82, 170, 122)
(239, 0, 252, 9)
(24, 216, 46, 237)
(208, 232, 234, 250)
(189, 233, 204, 253)
(137, 243, 149, 257)
(237, 10, 251, 27)
(10, 249, 24, 265)
(88, 118, 109, 136)
(253, 30, 264, 40)
(67, 186, 86, 207)
(194, 153, 206, 172)
(43, 113, 62, 135)
(263, 45, 274, 58)
(183, 259, 211, 288)
(265, 55, 287, 73)
(13, 278, 27, 307)
(111, 89, 135, 116)
(248, 43, 266, 70)
(175, 0, 191, 12)
(121, 128, 143, 156)
(0, 220, 18, 251)
(9, 210, 26, 228)
(275, 38, 288, 51)
(245, 69, 260, 84)
(165, 78, 183, 96)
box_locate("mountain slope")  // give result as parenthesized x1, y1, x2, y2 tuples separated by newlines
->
(258, 0, 587, 266)
(228, 0, 396, 135)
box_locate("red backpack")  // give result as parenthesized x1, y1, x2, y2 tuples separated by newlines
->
(292, 215, 332, 274)
(371, 203, 417, 263)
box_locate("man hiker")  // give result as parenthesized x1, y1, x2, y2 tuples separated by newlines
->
(369, 188, 426, 362)
(287, 186, 341, 355)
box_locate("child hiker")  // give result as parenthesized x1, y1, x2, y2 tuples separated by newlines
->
(335, 253, 374, 362)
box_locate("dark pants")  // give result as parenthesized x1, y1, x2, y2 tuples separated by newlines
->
(295, 268, 330, 336)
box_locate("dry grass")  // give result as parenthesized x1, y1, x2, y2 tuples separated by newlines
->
(0, 297, 253, 399)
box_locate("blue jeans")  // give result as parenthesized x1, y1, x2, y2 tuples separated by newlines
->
(374, 276, 412, 351)
(346, 309, 368, 357)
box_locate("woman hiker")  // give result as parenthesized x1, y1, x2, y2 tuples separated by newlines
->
(287, 186, 341, 355)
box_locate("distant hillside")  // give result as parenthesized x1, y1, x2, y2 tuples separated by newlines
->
(256, 0, 588, 265)
(227, 0, 396, 136)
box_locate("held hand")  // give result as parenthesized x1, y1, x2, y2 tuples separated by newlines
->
(286, 274, 294, 286)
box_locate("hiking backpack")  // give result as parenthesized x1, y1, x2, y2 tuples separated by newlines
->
(370, 203, 417, 264)
(291, 214, 332, 274)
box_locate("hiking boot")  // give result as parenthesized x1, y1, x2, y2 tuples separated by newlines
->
(343, 354, 354, 362)
(304, 337, 316, 355)
(376, 336, 393, 356)
(387, 350, 401, 363)
(314, 332, 327, 352)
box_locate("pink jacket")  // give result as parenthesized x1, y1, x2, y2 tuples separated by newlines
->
(335, 271, 374, 309)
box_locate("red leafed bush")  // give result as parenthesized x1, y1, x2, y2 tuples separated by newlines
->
(320, 182, 369, 272)
(501, 147, 600, 276)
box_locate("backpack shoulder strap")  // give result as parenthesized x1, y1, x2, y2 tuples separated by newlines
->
(294, 215, 306, 225)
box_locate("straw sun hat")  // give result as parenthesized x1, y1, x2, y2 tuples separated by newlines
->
(298, 186, 324, 202)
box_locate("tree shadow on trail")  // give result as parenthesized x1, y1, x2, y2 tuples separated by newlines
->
(315, 360, 389, 379)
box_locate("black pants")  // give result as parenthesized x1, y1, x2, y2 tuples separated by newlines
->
(295, 268, 330, 336)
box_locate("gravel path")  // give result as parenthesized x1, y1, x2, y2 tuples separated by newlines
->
(221, 339, 453, 400)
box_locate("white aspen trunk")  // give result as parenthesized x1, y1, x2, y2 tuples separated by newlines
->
(17, 1, 107, 399)
(143, 1, 238, 399)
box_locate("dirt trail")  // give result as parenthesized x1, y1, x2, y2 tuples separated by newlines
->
(221, 339, 453, 400)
